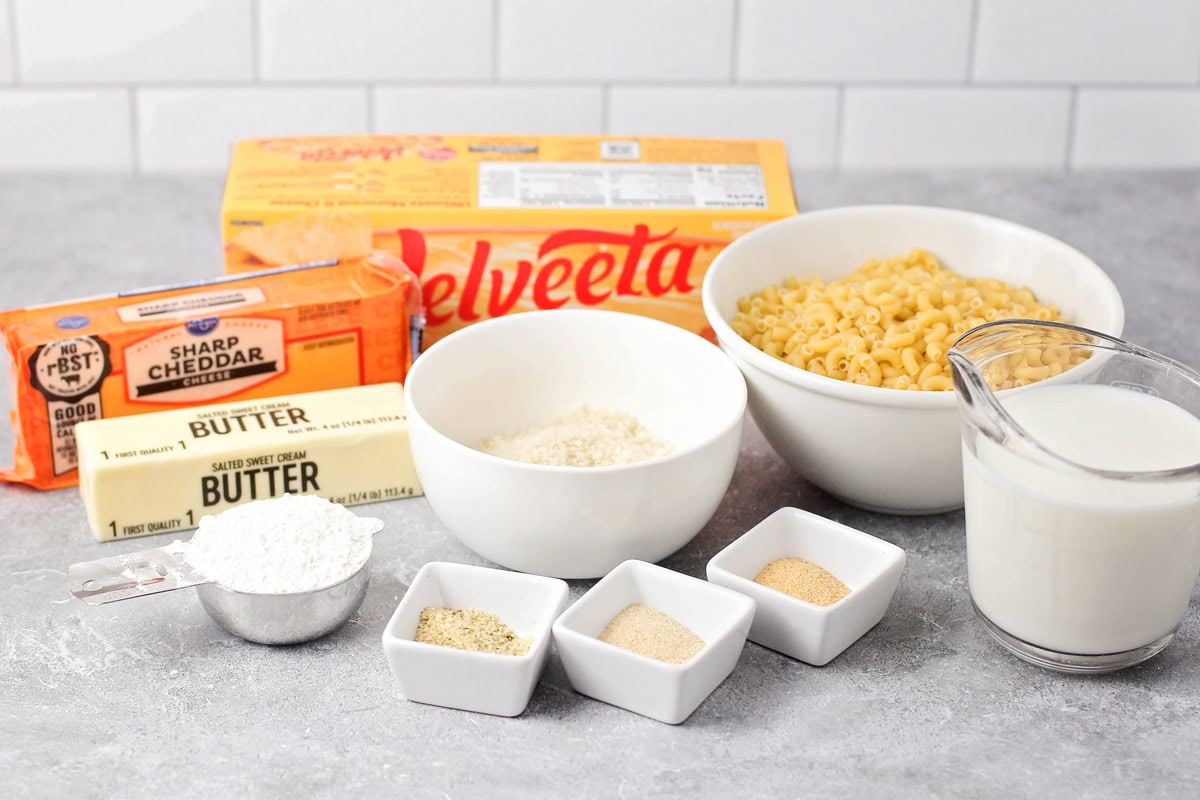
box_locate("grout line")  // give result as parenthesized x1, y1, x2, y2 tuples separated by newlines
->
(1063, 85, 1079, 172)
(7, 0, 21, 82)
(832, 85, 846, 170)
(729, 0, 741, 83)
(491, 0, 500, 82)
(3, 79, 1198, 95)
(966, 0, 980, 82)
(7, 77, 1200, 92)
(7, 80, 441, 91)
(128, 86, 141, 174)
(249, 0, 261, 82)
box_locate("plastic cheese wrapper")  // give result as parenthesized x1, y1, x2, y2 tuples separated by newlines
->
(0, 256, 422, 490)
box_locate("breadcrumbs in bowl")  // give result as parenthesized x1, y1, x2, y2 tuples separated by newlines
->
(404, 309, 747, 578)
(702, 205, 1124, 513)
(476, 404, 674, 467)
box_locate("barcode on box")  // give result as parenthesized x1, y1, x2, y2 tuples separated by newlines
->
(601, 141, 641, 161)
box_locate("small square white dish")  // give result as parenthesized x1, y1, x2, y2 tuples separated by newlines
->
(381, 561, 569, 717)
(706, 507, 906, 666)
(552, 559, 755, 725)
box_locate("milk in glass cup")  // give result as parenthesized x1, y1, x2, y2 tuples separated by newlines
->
(948, 321, 1200, 673)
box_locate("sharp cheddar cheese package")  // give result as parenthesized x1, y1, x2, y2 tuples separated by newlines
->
(0, 257, 420, 490)
(221, 134, 798, 345)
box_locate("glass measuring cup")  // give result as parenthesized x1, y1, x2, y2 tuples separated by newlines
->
(948, 321, 1200, 673)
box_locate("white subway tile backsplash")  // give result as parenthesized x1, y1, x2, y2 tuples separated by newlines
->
(738, 0, 972, 82)
(841, 88, 1071, 169)
(0, 90, 131, 169)
(0, 1, 13, 82)
(974, 0, 1200, 84)
(15, 0, 252, 83)
(259, 0, 492, 81)
(498, 0, 734, 81)
(609, 86, 837, 168)
(374, 86, 603, 134)
(137, 88, 368, 172)
(0, 0, 1198, 172)
(1073, 90, 1200, 168)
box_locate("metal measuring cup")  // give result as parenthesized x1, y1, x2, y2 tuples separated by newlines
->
(68, 519, 382, 645)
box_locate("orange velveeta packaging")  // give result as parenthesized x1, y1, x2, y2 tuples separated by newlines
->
(0, 258, 420, 490)
(221, 134, 798, 345)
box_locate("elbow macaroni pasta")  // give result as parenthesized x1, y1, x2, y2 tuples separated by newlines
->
(730, 249, 1077, 391)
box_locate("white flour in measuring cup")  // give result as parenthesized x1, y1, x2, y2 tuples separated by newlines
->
(184, 493, 377, 594)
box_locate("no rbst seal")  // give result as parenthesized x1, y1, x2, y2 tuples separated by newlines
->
(28, 336, 112, 403)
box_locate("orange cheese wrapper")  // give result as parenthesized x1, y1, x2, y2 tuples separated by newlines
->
(0, 257, 421, 490)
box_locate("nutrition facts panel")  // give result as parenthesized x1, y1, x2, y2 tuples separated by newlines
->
(477, 163, 768, 210)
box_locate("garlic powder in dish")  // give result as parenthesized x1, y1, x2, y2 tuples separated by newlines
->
(185, 494, 378, 594)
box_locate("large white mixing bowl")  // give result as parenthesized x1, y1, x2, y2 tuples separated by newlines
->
(702, 205, 1124, 514)
(404, 309, 748, 577)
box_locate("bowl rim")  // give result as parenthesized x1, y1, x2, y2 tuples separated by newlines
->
(405, 308, 749, 473)
(700, 203, 1126, 410)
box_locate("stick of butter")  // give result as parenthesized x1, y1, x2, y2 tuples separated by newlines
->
(75, 383, 421, 542)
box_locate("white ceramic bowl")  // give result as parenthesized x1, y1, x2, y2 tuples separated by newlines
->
(381, 562, 569, 717)
(552, 559, 756, 725)
(701, 205, 1124, 513)
(706, 507, 905, 666)
(404, 309, 747, 578)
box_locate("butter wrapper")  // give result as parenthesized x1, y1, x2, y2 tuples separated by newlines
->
(75, 383, 420, 541)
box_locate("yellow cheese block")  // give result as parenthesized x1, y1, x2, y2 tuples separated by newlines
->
(75, 383, 421, 542)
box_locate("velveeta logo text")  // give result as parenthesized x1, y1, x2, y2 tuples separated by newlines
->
(396, 225, 708, 327)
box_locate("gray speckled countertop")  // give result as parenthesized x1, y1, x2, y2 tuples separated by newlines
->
(2, 172, 1199, 799)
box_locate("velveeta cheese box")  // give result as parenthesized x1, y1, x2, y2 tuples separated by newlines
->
(221, 134, 798, 345)
(0, 259, 419, 490)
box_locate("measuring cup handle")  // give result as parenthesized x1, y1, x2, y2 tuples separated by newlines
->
(68, 541, 210, 605)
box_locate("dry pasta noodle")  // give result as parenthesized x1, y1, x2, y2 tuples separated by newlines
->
(729, 248, 1085, 391)
(975, 326, 1094, 391)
